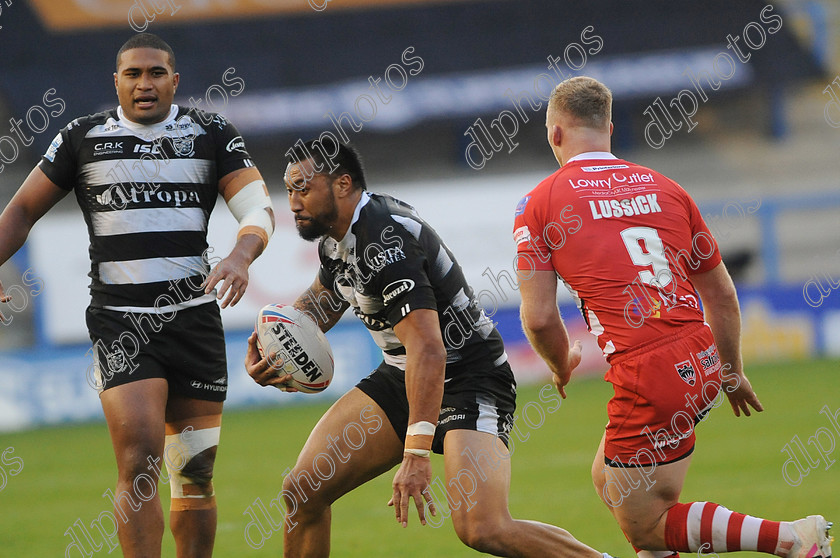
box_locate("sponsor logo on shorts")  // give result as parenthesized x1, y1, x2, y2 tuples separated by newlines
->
(191, 380, 228, 392)
(382, 279, 414, 304)
(653, 430, 692, 450)
(675, 360, 696, 386)
(438, 413, 467, 426)
(695, 343, 721, 375)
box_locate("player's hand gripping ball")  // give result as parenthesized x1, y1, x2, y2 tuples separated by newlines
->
(254, 304, 334, 393)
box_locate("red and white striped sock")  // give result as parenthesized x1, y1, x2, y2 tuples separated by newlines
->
(665, 502, 795, 555)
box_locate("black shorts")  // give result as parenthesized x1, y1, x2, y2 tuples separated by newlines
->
(356, 358, 517, 454)
(85, 303, 228, 402)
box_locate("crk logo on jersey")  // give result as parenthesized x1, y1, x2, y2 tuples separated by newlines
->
(93, 142, 124, 156)
(675, 360, 696, 386)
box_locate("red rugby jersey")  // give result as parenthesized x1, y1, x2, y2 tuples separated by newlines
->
(514, 154, 721, 361)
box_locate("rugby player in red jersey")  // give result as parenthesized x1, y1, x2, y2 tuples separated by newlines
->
(515, 76, 832, 558)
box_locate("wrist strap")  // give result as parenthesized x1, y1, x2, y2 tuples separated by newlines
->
(404, 448, 431, 458)
(406, 421, 436, 437)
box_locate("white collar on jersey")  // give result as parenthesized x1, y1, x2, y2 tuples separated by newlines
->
(566, 151, 617, 162)
(117, 104, 179, 133)
(336, 191, 371, 248)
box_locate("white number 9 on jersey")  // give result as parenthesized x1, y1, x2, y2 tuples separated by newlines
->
(620, 226, 673, 287)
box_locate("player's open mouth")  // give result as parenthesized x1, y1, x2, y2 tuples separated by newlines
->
(134, 96, 157, 109)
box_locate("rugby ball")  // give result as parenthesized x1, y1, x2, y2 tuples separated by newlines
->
(254, 304, 334, 393)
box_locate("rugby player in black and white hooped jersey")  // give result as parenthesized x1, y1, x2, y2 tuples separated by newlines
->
(244, 140, 621, 558)
(0, 34, 274, 557)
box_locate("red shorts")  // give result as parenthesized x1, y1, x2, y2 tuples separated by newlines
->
(603, 322, 723, 466)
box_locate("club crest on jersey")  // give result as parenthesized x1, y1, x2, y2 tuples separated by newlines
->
(514, 196, 531, 216)
(675, 360, 696, 386)
(170, 136, 195, 157)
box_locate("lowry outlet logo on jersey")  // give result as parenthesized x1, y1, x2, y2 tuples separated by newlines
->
(568, 171, 653, 189)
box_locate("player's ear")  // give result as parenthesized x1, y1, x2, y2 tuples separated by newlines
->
(609, 122, 614, 136)
(334, 173, 354, 197)
(172, 72, 180, 92)
(551, 124, 562, 147)
(114, 72, 119, 93)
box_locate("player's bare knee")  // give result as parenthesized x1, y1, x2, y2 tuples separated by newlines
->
(453, 517, 507, 554)
(618, 517, 659, 549)
(118, 446, 161, 483)
(282, 466, 329, 513)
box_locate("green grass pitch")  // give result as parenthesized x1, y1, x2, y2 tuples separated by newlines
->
(1, 358, 838, 556)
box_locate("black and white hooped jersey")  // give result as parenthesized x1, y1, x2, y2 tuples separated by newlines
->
(318, 192, 507, 372)
(38, 105, 254, 311)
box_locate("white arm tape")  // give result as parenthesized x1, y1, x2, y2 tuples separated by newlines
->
(406, 421, 436, 437)
(226, 180, 274, 244)
(404, 448, 431, 458)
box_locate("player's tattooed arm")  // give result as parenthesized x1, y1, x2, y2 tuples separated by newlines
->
(294, 275, 349, 333)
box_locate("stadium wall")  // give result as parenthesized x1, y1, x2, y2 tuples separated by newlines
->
(1, 175, 839, 432)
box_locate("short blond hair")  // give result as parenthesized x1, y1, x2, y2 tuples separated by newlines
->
(548, 76, 612, 130)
